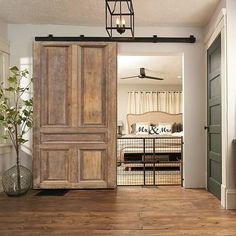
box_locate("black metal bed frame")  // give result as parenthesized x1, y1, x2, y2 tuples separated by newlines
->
(117, 136, 184, 187)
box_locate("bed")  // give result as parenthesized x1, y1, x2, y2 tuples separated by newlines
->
(117, 111, 183, 163)
(117, 111, 183, 186)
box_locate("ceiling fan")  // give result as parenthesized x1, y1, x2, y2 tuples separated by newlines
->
(120, 68, 164, 81)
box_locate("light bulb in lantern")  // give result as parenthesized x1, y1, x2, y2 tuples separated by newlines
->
(116, 17, 126, 34)
(116, 18, 120, 26)
(121, 18, 126, 26)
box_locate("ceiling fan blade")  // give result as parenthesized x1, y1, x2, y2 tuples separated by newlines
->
(144, 76, 164, 80)
(120, 75, 138, 79)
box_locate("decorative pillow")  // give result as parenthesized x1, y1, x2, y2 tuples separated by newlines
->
(149, 124, 159, 135)
(135, 123, 150, 135)
(176, 123, 183, 132)
(158, 123, 172, 135)
(171, 123, 178, 133)
(131, 123, 136, 134)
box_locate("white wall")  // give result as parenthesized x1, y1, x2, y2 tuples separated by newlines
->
(8, 24, 205, 188)
(204, 0, 226, 37)
(118, 27, 205, 188)
(225, 0, 236, 209)
(118, 84, 182, 134)
(0, 20, 8, 41)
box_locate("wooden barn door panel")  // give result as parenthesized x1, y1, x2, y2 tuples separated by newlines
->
(40, 46, 73, 127)
(78, 147, 107, 188)
(39, 146, 78, 188)
(79, 46, 106, 126)
(33, 42, 117, 189)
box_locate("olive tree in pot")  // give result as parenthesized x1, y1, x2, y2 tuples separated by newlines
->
(0, 66, 33, 196)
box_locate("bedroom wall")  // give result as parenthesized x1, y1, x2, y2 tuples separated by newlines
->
(118, 84, 182, 134)
(7, 24, 205, 188)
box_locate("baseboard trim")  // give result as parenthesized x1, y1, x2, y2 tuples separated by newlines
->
(221, 184, 226, 208)
(226, 189, 236, 209)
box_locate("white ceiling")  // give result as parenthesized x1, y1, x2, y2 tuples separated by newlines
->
(118, 55, 182, 85)
(0, 0, 220, 27)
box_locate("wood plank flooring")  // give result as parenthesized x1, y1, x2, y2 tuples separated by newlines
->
(0, 187, 236, 236)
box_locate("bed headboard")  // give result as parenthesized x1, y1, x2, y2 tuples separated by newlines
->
(127, 111, 182, 134)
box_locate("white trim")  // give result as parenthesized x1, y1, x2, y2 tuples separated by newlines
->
(221, 184, 226, 208)
(226, 189, 236, 209)
(205, 8, 227, 208)
(221, 18, 228, 209)
(0, 40, 9, 54)
(205, 8, 226, 45)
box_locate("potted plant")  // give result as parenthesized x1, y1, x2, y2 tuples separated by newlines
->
(0, 66, 33, 196)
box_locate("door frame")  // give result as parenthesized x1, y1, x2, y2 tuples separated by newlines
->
(117, 50, 185, 184)
(204, 8, 227, 207)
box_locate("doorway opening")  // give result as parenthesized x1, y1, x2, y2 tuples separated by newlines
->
(116, 54, 183, 186)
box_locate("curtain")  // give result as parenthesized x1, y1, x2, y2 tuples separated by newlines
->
(127, 91, 182, 114)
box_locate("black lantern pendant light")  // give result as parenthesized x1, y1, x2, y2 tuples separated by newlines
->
(35, 0, 196, 44)
(105, 0, 134, 37)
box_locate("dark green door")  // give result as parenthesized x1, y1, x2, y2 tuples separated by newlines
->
(207, 35, 221, 200)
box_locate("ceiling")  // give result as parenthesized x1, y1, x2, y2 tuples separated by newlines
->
(0, 0, 220, 27)
(118, 55, 182, 85)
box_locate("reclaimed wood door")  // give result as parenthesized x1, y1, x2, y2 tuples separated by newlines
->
(33, 42, 117, 189)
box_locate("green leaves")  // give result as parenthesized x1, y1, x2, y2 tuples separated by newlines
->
(0, 66, 33, 149)
(10, 66, 19, 72)
(5, 87, 15, 92)
(8, 76, 17, 83)
(23, 99, 33, 107)
(26, 121, 32, 128)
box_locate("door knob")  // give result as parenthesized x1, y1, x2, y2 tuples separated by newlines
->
(204, 126, 209, 130)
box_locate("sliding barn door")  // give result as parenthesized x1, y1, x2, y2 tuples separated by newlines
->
(33, 42, 117, 189)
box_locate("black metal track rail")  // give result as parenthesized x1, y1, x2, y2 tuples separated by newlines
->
(35, 34, 196, 43)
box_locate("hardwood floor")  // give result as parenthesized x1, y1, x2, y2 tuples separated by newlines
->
(0, 187, 236, 236)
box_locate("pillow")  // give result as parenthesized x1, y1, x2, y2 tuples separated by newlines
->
(171, 123, 178, 133)
(135, 123, 150, 135)
(176, 123, 183, 132)
(149, 124, 159, 135)
(158, 123, 172, 135)
(130, 123, 136, 134)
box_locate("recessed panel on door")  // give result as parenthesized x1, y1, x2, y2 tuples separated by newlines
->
(41, 46, 72, 127)
(79, 46, 107, 126)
